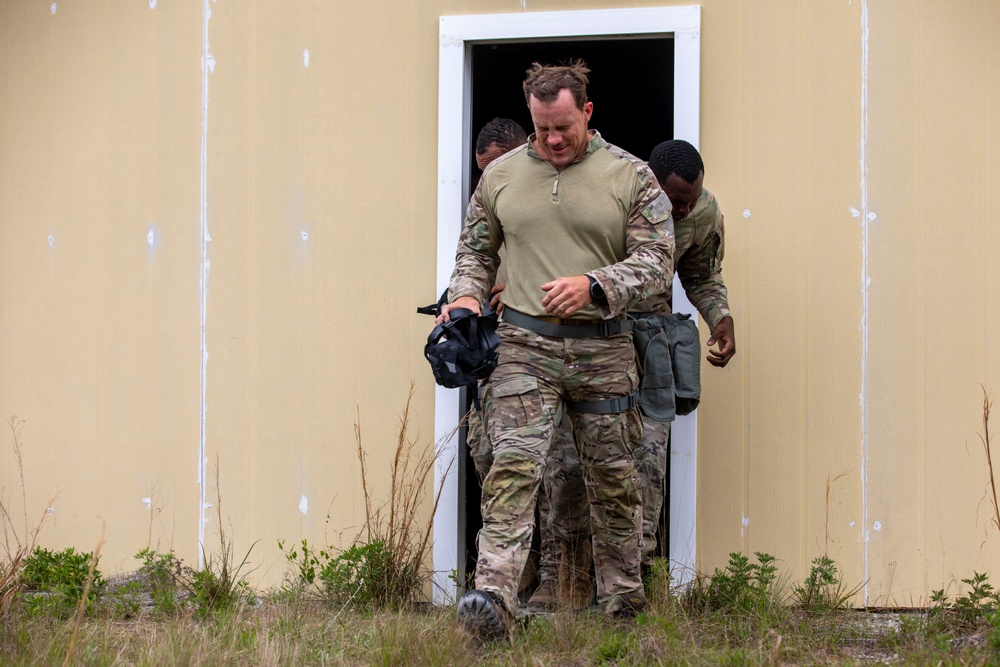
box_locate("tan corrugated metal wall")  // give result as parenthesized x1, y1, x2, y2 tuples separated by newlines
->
(3, 0, 1000, 602)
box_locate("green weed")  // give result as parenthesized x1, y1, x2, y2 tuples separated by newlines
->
(683, 552, 782, 617)
(793, 555, 864, 611)
(20, 545, 104, 617)
(930, 571, 999, 633)
(183, 459, 258, 617)
(278, 538, 327, 595)
(137, 547, 185, 614)
(594, 627, 634, 663)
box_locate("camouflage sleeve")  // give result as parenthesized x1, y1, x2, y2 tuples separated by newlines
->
(677, 203, 730, 329)
(589, 161, 675, 318)
(447, 177, 503, 306)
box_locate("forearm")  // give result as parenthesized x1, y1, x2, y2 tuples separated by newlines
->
(681, 273, 730, 329)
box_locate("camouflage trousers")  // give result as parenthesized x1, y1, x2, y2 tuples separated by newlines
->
(466, 402, 494, 483)
(475, 322, 644, 615)
(468, 403, 570, 586)
(546, 413, 671, 566)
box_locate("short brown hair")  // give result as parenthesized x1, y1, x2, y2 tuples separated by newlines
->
(522, 59, 590, 110)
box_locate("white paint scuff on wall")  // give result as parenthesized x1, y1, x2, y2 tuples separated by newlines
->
(299, 495, 308, 515)
(198, 0, 214, 569)
(50, 3, 57, 15)
(859, 0, 871, 606)
(740, 514, 750, 537)
(47, 234, 55, 248)
(150, 0, 157, 9)
(303, 49, 310, 68)
(742, 209, 751, 219)
(147, 225, 159, 250)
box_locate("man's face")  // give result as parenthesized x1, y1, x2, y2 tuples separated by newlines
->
(528, 88, 593, 171)
(660, 171, 705, 221)
(476, 142, 508, 170)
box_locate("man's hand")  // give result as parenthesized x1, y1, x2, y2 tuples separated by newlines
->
(489, 283, 506, 313)
(435, 296, 481, 324)
(706, 316, 736, 367)
(540, 276, 591, 318)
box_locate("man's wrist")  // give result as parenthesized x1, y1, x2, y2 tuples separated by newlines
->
(587, 275, 607, 305)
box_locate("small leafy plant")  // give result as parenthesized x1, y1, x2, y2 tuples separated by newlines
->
(321, 540, 414, 609)
(681, 551, 783, 623)
(20, 546, 104, 617)
(184, 458, 258, 617)
(930, 571, 1000, 631)
(794, 555, 863, 611)
(278, 538, 329, 595)
(136, 547, 185, 614)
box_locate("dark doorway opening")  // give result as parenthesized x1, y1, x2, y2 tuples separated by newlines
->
(460, 37, 676, 583)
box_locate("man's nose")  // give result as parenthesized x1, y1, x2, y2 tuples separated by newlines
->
(547, 132, 563, 146)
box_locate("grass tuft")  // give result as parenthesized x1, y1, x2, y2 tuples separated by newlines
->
(281, 386, 454, 611)
(0, 418, 55, 623)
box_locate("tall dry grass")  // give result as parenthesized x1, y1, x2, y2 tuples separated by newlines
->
(978, 387, 1000, 534)
(348, 386, 454, 608)
(0, 417, 53, 622)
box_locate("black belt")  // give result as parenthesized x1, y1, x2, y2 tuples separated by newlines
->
(502, 307, 634, 339)
(565, 391, 638, 415)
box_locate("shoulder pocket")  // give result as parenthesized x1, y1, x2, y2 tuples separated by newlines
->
(642, 191, 673, 226)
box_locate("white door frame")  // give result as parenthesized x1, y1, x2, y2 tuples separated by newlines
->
(433, 6, 702, 602)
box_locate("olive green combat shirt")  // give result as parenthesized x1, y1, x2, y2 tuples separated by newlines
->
(630, 189, 730, 330)
(449, 131, 675, 320)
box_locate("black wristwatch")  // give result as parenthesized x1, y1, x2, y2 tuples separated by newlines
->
(587, 275, 607, 305)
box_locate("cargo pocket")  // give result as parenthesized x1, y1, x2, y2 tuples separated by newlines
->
(484, 375, 544, 446)
(638, 330, 676, 422)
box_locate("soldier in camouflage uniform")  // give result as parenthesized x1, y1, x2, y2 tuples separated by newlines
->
(546, 139, 735, 585)
(438, 61, 675, 639)
(466, 118, 529, 482)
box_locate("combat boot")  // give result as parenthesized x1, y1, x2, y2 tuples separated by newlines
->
(526, 577, 557, 610)
(556, 538, 594, 610)
(608, 589, 648, 619)
(526, 542, 559, 609)
(457, 589, 512, 641)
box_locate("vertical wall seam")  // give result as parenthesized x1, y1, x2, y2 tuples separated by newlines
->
(859, 0, 870, 606)
(198, 0, 212, 569)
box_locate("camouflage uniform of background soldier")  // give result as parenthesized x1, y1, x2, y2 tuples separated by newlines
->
(439, 60, 675, 639)
(544, 139, 735, 601)
(466, 116, 528, 483)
